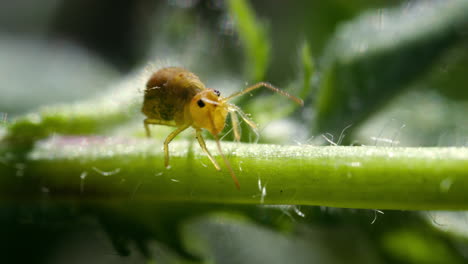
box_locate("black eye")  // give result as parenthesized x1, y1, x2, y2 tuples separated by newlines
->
(214, 90, 220, 96)
(197, 99, 205, 108)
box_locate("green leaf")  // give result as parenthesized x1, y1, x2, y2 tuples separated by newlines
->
(299, 40, 315, 101)
(3, 73, 143, 150)
(426, 211, 468, 240)
(429, 42, 468, 101)
(354, 88, 468, 147)
(314, 0, 468, 136)
(382, 229, 465, 264)
(227, 0, 270, 82)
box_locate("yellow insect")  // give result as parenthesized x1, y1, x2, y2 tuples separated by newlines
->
(142, 67, 303, 189)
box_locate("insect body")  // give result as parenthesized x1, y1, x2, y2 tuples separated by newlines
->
(142, 67, 303, 189)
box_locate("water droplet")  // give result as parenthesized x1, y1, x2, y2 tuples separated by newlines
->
(440, 178, 453, 193)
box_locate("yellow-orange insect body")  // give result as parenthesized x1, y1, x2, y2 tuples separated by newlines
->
(142, 67, 303, 189)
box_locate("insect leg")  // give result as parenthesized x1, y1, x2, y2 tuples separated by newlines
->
(230, 111, 241, 142)
(143, 118, 154, 137)
(228, 104, 259, 142)
(144, 118, 176, 138)
(196, 129, 221, 171)
(164, 124, 190, 168)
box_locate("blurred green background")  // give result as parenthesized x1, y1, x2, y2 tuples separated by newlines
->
(0, 0, 467, 263)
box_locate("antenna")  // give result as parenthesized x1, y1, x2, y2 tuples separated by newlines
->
(223, 82, 304, 106)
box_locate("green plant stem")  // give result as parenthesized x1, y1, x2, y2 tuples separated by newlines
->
(7, 136, 467, 210)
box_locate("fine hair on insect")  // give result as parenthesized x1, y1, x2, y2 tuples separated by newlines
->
(142, 67, 303, 189)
